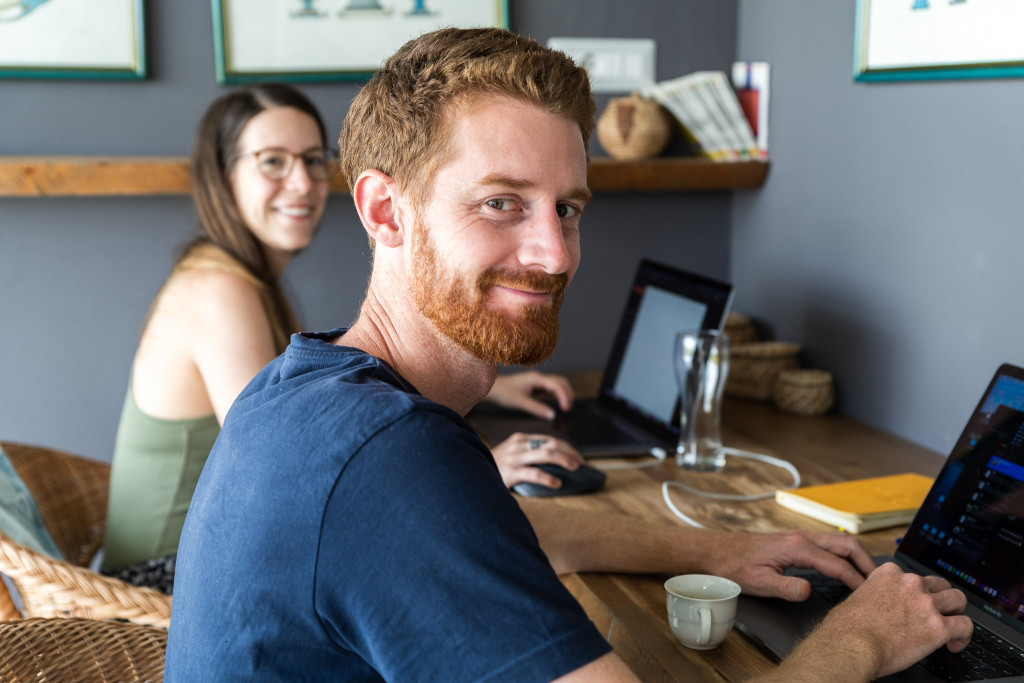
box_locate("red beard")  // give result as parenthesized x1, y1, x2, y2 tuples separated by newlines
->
(410, 224, 566, 366)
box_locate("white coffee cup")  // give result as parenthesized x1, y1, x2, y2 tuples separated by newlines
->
(664, 574, 741, 650)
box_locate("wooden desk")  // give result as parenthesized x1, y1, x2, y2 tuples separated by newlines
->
(541, 394, 944, 682)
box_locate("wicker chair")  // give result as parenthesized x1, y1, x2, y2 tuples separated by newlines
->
(0, 617, 167, 682)
(0, 441, 172, 628)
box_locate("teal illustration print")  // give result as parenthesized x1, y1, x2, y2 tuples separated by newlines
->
(0, 0, 53, 22)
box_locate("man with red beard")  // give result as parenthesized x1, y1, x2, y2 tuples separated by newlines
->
(166, 28, 972, 682)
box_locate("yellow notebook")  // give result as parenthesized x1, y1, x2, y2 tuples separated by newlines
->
(774, 473, 934, 534)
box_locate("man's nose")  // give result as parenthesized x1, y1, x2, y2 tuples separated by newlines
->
(520, 208, 576, 274)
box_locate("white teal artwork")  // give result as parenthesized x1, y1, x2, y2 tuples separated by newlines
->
(215, 0, 507, 83)
(0, 0, 145, 78)
(0, 0, 53, 22)
(292, 0, 439, 17)
(855, 0, 1024, 81)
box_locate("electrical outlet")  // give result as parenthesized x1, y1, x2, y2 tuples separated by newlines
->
(547, 38, 656, 93)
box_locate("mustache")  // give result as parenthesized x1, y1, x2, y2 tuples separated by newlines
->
(478, 268, 569, 297)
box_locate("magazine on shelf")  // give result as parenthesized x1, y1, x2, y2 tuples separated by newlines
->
(642, 78, 719, 160)
(643, 70, 759, 161)
(695, 70, 760, 159)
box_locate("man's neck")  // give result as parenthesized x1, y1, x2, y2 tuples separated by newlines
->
(338, 287, 496, 416)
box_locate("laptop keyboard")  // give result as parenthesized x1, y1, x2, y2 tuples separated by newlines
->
(919, 628, 1024, 681)
(807, 575, 1024, 681)
(554, 404, 648, 446)
(807, 573, 851, 604)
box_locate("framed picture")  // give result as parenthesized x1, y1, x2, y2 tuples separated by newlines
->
(0, 0, 146, 79)
(855, 0, 1024, 82)
(213, 0, 509, 84)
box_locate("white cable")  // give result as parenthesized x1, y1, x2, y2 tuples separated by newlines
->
(662, 482, 708, 528)
(592, 447, 667, 470)
(661, 446, 801, 527)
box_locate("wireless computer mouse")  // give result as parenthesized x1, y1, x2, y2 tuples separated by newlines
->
(512, 463, 607, 498)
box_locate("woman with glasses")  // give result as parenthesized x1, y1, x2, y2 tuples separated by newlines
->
(100, 84, 333, 591)
(101, 84, 584, 592)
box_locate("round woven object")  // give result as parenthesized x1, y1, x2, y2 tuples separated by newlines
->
(724, 312, 758, 346)
(773, 369, 835, 417)
(596, 93, 672, 160)
(725, 341, 801, 401)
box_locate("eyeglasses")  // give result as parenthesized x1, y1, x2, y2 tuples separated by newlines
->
(233, 147, 338, 181)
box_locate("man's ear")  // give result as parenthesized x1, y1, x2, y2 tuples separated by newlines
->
(352, 169, 406, 248)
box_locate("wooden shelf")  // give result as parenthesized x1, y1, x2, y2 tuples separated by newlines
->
(0, 156, 768, 197)
(587, 157, 768, 191)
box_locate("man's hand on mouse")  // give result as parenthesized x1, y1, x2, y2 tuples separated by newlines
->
(485, 372, 573, 419)
(491, 433, 584, 489)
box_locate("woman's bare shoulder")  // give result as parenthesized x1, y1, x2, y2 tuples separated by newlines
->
(161, 267, 265, 322)
(132, 267, 275, 420)
(138, 267, 272, 364)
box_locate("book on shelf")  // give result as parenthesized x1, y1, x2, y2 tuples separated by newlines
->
(696, 71, 760, 159)
(642, 70, 761, 162)
(681, 75, 745, 160)
(641, 78, 716, 161)
(774, 472, 934, 534)
(731, 61, 770, 159)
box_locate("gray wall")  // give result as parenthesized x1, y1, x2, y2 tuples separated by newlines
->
(0, 1, 739, 461)
(733, 1, 1024, 455)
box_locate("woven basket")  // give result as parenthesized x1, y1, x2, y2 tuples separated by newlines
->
(772, 369, 835, 417)
(0, 617, 166, 682)
(724, 312, 758, 346)
(726, 341, 801, 401)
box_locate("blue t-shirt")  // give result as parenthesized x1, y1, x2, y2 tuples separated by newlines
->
(165, 329, 611, 681)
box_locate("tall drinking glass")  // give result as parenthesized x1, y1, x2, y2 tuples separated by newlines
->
(674, 330, 730, 471)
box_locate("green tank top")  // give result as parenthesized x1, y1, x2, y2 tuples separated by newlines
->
(102, 383, 220, 570)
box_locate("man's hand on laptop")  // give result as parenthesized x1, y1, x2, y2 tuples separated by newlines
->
(486, 371, 574, 419)
(697, 528, 876, 600)
(762, 562, 973, 682)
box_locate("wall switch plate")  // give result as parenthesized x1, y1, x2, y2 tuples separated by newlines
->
(547, 38, 656, 93)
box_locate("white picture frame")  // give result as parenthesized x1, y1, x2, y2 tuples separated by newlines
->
(0, 0, 146, 80)
(855, 0, 1024, 82)
(213, 0, 509, 84)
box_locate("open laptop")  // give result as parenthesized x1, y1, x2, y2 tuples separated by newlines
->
(735, 363, 1024, 682)
(468, 259, 734, 457)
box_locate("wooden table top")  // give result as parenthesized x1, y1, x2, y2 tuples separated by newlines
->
(532, 388, 944, 682)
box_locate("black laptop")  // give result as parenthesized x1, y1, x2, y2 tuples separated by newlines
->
(468, 259, 734, 457)
(735, 363, 1024, 682)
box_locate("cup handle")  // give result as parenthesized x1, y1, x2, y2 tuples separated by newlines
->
(697, 606, 712, 646)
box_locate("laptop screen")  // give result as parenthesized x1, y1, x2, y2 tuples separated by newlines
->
(897, 363, 1024, 633)
(599, 260, 734, 435)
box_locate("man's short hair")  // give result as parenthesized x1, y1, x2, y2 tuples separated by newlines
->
(338, 27, 595, 209)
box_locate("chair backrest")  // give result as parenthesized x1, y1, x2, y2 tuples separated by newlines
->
(0, 440, 110, 566)
(0, 617, 167, 683)
(0, 531, 172, 627)
(0, 440, 171, 627)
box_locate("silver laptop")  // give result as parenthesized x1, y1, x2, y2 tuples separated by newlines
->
(468, 259, 734, 457)
(735, 363, 1024, 682)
